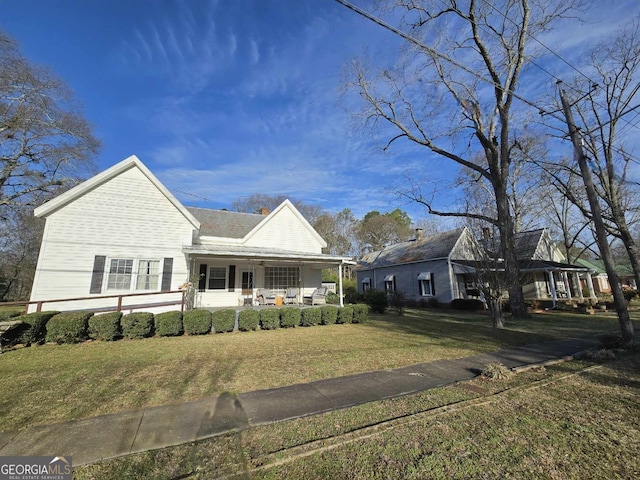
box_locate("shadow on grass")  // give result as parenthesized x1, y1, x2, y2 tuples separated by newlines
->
(363, 308, 631, 360)
(365, 309, 556, 351)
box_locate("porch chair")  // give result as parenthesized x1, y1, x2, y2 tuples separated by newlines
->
(283, 288, 298, 305)
(257, 288, 277, 306)
(303, 287, 328, 305)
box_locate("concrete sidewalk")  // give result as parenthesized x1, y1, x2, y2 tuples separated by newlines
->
(0, 337, 600, 466)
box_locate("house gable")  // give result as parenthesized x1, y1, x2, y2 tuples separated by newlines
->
(29, 156, 199, 306)
(243, 200, 327, 253)
(34, 155, 200, 230)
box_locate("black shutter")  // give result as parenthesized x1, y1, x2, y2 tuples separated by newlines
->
(228, 265, 236, 292)
(90, 255, 106, 294)
(161, 258, 173, 291)
(431, 272, 436, 296)
(198, 264, 207, 292)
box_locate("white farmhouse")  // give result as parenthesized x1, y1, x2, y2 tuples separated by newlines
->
(28, 155, 353, 313)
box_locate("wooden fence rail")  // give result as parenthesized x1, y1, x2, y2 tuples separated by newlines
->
(1, 290, 186, 314)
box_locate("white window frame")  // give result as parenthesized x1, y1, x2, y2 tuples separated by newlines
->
(105, 258, 163, 292)
(418, 272, 434, 297)
(265, 266, 299, 291)
(106, 258, 134, 291)
(383, 275, 395, 294)
(136, 259, 161, 291)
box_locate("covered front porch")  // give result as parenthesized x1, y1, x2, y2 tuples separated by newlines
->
(520, 260, 596, 306)
(183, 244, 354, 308)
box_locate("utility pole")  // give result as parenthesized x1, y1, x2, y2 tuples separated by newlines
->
(559, 88, 634, 342)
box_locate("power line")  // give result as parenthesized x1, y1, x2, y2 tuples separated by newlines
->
(333, 0, 640, 168)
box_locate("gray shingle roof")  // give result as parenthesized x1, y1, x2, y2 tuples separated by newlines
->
(357, 228, 466, 270)
(514, 228, 545, 260)
(186, 207, 265, 238)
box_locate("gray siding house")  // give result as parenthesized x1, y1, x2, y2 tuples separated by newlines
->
(356, 227, 595, 306)
(355, 228, 478, 304)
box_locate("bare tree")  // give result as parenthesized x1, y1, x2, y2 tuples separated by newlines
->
(313, 208, 358, 256)
(0, 206, 43, 301)
(343, 0, 582, 319)
(570, 21, 640, 294)
(0, 31, 99, 212)
(231, 193, 324, 225)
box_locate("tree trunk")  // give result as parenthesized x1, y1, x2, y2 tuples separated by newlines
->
(560, 89, 634, 343)
(494, 177, 529, 319)
(488, 297, 504, 329)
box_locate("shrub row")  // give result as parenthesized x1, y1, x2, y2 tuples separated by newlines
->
(4, 304, 368, 348)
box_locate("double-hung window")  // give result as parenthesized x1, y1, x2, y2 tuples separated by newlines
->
(208, 267, 227, 290)
(265, 267, 299, 290)
(107, 258, 134, 290)
(383, 275, 395, 293)
(136, 259, 160, 290)
(418, 272, 435, 296)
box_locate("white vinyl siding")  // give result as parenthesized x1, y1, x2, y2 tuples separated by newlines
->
(29, 165, 195, 310)
(244, 205, 323, 253)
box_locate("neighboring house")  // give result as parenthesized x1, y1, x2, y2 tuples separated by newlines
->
(575, 258, 611, 295)
(356, 228, 479, 304)
(28, 155, 353, 313)
(356, 227, 595, 305)
(576, 258, 637, 293)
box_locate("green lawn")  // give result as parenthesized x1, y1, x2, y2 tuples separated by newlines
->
(0, 308, 631, 432)
(74, 351, 640, 479)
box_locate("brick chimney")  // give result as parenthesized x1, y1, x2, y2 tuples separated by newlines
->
(259, 207, 271, 215)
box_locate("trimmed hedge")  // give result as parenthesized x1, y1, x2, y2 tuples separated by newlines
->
(451, 298, 485, 311)
(155, 311, 183, 337)
(280, 307, 300, 328)
(238, 309, 260, 331)
(300, 307, 321, 327)
(320, 305, 339, 325)
(337, 305, 354, 324)
(88, 312, 122, 341)
(352, 304, 369, 323)
(121, 312, 154, 339)
(18, 311, 60, 346)
(45, 312, 93, 344)
(183, 310, 212, 335)
(259, 309, 280, 330)
(212, 309, 235, 333)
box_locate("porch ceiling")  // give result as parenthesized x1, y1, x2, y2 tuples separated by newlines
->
(183, 244, 354, 267)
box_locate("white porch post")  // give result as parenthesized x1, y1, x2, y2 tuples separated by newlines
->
(585, 272, 596, 299)
(547, 270, 558, 307)
(338, 263, 344, 307)
(562, 272, 572, 301)
(574, 272, 584, 300)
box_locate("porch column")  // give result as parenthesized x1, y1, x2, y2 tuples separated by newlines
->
(562, 272, 572, 301)
(547, 270, 558, 306)
(585, 272, 596, 299)
(338, 263, 344, 307)
(573, 273, 584, 300)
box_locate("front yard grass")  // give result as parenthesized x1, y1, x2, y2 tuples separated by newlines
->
(0, 308, 632, 432)
(74, 350, 640, 479)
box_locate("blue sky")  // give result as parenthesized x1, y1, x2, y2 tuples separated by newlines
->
(1, 0, 638, 222)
